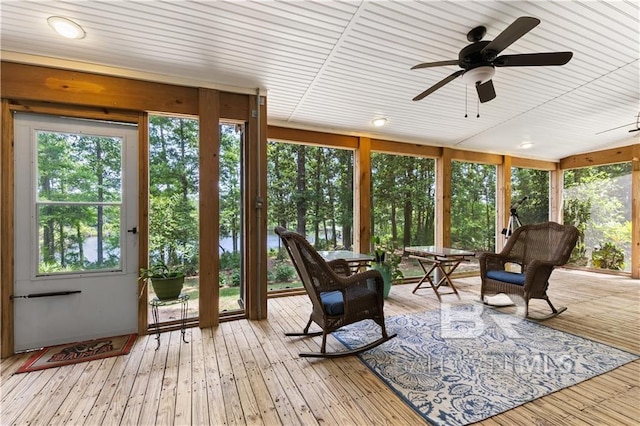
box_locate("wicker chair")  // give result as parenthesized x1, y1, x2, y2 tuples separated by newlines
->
(479, 221, 579, 320)
(275, 227, 396, 357)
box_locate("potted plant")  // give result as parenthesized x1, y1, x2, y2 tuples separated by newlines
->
(371, 236, 404, 298)
(139, 260, 186, 300)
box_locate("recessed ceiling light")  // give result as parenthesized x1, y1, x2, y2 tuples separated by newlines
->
(519, 141, 534, 149)
(47, 16, 86, 39)
(372, 117, 388, 127)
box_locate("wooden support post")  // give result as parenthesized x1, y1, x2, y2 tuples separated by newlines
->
(549, 164, 563, 223)
(137, 112, 150, 336)
(245, 94, 268, 320)
(1, 99, 14, 358)
(354, 137, 371, 254)
(198, 88, 220, 327)
(436, 148, 452, 247)
(497, 156, 512, 250)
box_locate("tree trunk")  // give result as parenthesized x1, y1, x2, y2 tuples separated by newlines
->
(403, 197, 413, 247)
(327, 174, 337, 247)
(344, 153, 353, 249)
(59, 222, 66, 268)
(295, 145, 307, 236)
(77, 224, 84, 268)
(391, 201, 397, 241)
(313, 149, 322, 245)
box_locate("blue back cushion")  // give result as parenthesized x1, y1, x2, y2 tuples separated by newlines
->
(320, 290, 344, 315)
(486, 270, 526, 286)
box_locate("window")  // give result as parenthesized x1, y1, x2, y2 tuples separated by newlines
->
(148, 115, 200, 320)
(564, 163, 631, 272)
(451, 161, 496, 273)
(510, 167, 550, 226)
(267, 141, 354, 291)
(36, 131, 123, 274)
(371, 152, 435, 279)
(219, 124, 244, 312)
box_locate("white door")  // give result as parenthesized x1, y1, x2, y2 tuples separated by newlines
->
(14, 113, 139, 351)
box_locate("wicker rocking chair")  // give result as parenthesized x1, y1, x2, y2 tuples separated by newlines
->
(479, 221, 579, 320)
(275, 227, 396, 358)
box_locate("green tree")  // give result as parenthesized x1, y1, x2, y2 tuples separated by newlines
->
(564, 163, 631, 270)
(371, 153, 435, 248)
(266, 141, 353, 249)
(219, 126, 242, 253)
(37, 132, 122, 271)
(511, 167, 549, 225)
(451, 161, 496, 251)
(148, 116, 199, 272)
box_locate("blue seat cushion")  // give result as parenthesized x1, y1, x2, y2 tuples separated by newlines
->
(320, 290, 344, 315)
(486, 270, 526, 286)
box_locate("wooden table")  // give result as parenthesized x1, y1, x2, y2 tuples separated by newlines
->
(405, 246, 475, 302)
(318, 250, 373, 274)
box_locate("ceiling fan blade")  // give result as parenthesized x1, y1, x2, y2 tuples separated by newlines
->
(411, 60, 460, 70)
(481, 17, 540, 56)
(476, 79, 496, 103)
(413, 70, 464, 101)
(595, 122, 635, 135)
(495, 52, 573, 67)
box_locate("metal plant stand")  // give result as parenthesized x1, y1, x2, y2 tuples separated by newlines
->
(149, 293, 189, 350)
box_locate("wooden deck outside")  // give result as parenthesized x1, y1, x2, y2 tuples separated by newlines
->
(1, 269, 638, 425)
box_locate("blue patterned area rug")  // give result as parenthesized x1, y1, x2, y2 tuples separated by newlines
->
(334, 304, 638, 425)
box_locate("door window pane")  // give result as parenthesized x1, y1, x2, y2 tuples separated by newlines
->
(37, 204, 121, 273)
(36, 131, 123, 274)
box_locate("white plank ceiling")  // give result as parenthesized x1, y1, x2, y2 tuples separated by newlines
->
(1, 0, 638, 161)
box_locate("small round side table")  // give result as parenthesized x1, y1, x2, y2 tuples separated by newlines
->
(149, 293, 189, 350)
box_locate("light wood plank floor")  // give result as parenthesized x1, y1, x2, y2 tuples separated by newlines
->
(1, 269, 638, 425)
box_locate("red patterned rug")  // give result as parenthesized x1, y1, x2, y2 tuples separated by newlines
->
(15, 334, 137, 374)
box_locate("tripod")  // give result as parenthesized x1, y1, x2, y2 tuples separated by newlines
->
(501, 196, 527, 239)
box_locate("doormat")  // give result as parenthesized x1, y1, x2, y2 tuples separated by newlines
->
(334, 305, 638, 425)
(15, 334, 137, 374)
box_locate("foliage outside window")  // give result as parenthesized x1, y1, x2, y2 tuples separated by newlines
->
(218, 125, 244, 312)
(37, 131, 122, 274)
(510, 167, 549, 226)
(451, 161, 496, 273)
(371, 152, 435, 279)
(148, 115, 200, 319)
(563, 163, 631, 272)
(267, 141, 354, 291)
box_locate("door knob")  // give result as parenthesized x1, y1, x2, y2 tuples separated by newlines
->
(127, 226, 137, 234)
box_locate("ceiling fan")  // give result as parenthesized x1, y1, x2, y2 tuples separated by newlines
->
(411, 17, 573, 103)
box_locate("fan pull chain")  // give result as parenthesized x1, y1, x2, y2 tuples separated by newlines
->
(464, 85, 468, 118)
(477, 99, 480, 118)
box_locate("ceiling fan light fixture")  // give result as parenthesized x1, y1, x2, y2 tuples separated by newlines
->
(462, 66, 495, 85)
(47, 16, 86, 39)
(371, 117, 388, 127)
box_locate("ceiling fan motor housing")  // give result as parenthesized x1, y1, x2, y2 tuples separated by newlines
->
(459, 40, 495, 69)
